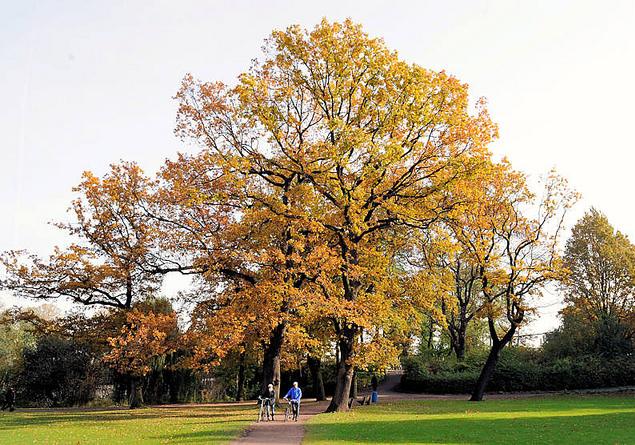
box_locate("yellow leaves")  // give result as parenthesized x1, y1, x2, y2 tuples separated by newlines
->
(352, 334, 400, 370)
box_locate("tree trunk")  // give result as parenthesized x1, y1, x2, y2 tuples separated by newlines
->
(470, 323, 516, 401)
(454, 326, 466, 361)
(350, 371, 358, 399)
(469, 341, 501, 401)
(129, 377, 144, 409)
(307, 356, 326, 401)
(326, 329, 355, 412)
(236, 351, 246, 401)
(262, 322, 285, 400)
(448, 315, 468, 361)
(168, 371, 179, 404)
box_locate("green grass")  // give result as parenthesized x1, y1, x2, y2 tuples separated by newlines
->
(304, 395, 635, 444)
(0, 404, 253, 444)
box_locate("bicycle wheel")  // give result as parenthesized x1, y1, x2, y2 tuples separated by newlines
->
(284, 405, 290, 422)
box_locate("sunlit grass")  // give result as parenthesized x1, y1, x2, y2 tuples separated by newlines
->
(304, 395, 635, 444)
(0, 404, 253, 444)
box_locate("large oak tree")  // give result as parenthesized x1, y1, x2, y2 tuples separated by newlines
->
(174, 19, 498, 411)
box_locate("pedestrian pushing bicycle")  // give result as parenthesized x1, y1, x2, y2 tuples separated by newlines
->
(282, 381, 302, 422)
(257, 383, 276, 422)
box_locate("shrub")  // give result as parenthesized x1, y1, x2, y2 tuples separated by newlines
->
(19, 335, 106, 406)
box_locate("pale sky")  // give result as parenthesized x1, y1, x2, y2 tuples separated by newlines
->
(1, 0, 634, 335)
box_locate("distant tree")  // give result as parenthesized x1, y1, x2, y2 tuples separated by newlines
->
(1, 163, 164, 310)
(448, 165, 576, 401)
(543, 311, 596, 359)
(405, 228, 484, 361)
(103, 308, 178, 408)
(0, 310, 38, 389)
(561, 209, 635, 343)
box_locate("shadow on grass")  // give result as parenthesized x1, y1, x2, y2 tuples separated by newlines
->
(308, 410, 635, 444)
(0, 406, 251, 429)
(149, 429, 247, 444)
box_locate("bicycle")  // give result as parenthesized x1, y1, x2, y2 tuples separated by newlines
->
(283, 399, 300, 422)
(257, 396, 274, 422)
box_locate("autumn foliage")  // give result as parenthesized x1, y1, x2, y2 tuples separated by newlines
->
(0, 19, 580, 410)
(103, 309, 178, 378)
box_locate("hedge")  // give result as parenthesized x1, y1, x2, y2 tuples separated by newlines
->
(400, 350, 635, 394)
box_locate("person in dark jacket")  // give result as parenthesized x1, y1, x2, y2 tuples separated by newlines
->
(371, 375, 379, 403)
(0, 387, 16, 412)
(261, 383, 276, 420)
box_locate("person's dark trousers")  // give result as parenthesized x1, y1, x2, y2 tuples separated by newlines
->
(265, 399, 275, 419)
(292, 400, 300, 419)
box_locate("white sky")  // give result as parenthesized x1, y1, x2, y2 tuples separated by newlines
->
(1, 0, 634, 336)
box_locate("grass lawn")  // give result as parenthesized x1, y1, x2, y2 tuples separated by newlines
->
(304, 395, 635, 445)
(0, 403, 253, 444)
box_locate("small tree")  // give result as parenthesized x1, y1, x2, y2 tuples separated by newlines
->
(449, 165, 577, 401)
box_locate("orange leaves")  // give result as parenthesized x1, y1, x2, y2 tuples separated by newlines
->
(1, 162, 165, 310)
(443, 163, 578, 331)
(352, 335, 400, 370)
(104, 309, 178, 377)
(172, 19, 505, 372)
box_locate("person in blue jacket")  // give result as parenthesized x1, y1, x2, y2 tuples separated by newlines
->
(283, 381, 302, 421)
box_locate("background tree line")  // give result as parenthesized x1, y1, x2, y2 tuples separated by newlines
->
(401, 208, 634, 394)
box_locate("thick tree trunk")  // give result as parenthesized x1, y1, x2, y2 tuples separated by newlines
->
(129, 377, 144, 409)
(307, 356, 326, 401)
(262, 322, 285, 400)
(469, 341, 501, 401)
(326, 329, 355, 412)
(327, 359, 354, 412)
(470, 323, 516, 401)
(236, 352, 246, 401)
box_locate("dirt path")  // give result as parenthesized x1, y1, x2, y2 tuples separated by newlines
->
(231, 371, 413, 444)
(231, 372, 408, 445)
(230, 399, 329, 445)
